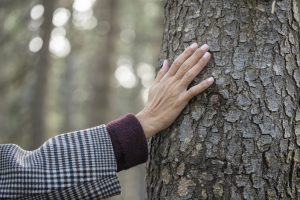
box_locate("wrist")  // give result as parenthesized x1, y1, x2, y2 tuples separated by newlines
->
(135, 111, 157, 139)
(106, 113, 149, 171)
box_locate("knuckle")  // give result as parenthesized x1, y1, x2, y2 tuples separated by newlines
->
(175, 96, 185, 106)
(158, 68, 165, 75)
(174, 100, 181, 108)
(184, 90, 193, 100)
(189, 88, 197, 96)
(195, 48, 204, 56)
(172, 60, 180, 69)
(186, 71, 194, 78)
(184, 71, 194, 81)
(198, 59, 208, 68)
(181, 62, 190, 71)
(189, 50, 203, 63)
(185, 47, 195, 55)
(168, 76, 177, 83)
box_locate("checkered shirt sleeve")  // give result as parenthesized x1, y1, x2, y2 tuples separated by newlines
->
(0, 125, 121, 199)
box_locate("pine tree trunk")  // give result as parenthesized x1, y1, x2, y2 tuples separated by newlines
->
(147, 0, 300, 199)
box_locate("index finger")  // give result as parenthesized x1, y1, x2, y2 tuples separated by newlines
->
(167, 43, 198, 76)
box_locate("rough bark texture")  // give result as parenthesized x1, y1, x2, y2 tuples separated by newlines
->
(147, 0, 300, 199)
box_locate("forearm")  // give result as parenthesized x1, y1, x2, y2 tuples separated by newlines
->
(0, 125, 121, 199)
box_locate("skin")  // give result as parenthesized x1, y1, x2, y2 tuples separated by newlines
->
(136, 42, 214, 139)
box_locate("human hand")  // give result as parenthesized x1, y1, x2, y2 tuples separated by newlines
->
(136, 43, 214, 139)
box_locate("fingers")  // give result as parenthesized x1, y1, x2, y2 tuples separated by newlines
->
(174, 44, 209, 79)
(180, 52, 211, 87)
(167, 43, 198, 76)
(155, 60, 169, 82)
(183, 77, 215, 102)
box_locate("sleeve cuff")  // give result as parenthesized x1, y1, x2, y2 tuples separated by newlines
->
(106, 113, 148, 171)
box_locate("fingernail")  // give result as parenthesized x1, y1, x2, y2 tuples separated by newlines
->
(200, 44, 209, 51)
(207, 77, 214, 83)
(204, 52, 211, 58)
(163, 60, 168, 68)
(190, 42, 198, 49)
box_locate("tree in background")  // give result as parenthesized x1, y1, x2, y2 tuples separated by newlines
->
(147, 0, 300, 199)
(0, 1, 35, 146)
(89, 0, 119, 125)
(30, 0, 55, 148)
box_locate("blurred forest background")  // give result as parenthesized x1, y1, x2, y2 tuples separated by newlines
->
(0, 0, 163, 199)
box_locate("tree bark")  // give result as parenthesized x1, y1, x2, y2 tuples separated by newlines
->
(147, 0, 300, 199)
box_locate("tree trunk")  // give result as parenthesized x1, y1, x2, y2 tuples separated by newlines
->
(30, 0, 55, 149)
(147, 0, 300, 199)
(89, 0, 119, 125)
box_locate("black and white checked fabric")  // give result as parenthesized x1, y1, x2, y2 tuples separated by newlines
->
(0, 125, 121, 199)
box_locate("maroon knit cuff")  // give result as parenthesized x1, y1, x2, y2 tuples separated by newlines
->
(106, 113, 148, 171)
